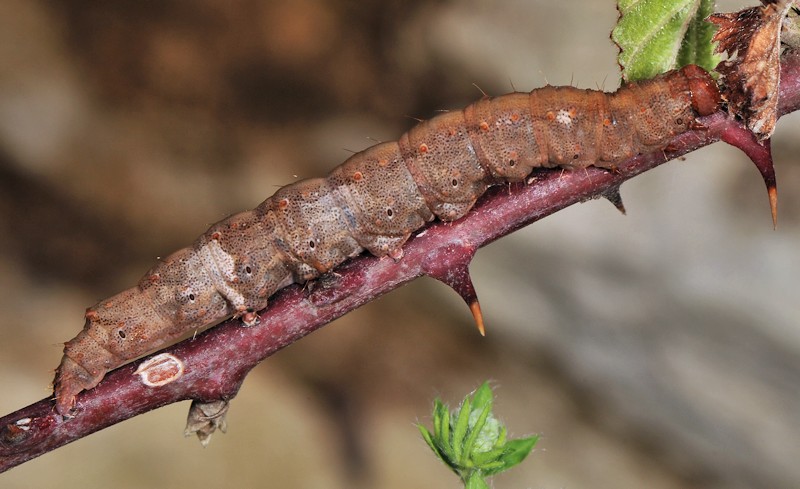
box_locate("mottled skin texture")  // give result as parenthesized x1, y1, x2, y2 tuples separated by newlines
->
(54, 65, 720, 415)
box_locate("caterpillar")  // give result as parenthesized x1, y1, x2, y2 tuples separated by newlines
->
(53, 64, 720, 415)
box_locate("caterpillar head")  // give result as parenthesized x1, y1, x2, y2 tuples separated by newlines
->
(681, 64, 721, 116)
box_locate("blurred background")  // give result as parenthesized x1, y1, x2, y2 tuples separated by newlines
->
(1, 1, 798, 488)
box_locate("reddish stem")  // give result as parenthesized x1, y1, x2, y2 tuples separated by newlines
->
(1, 53, 799, 472)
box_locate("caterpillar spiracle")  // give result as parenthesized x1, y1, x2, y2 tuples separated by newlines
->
(54, 64, 720, 415)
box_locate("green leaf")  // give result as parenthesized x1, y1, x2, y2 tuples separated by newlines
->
(475, 460, 506, 474)
(466, 406, 493, 455)
(471, 382, 493, 412)
(613, 0, 719, 82)
(451, 396, 472, 462)
(483, 436, 540, 476)
(433, 399, 449, 447)
(465, 473, 490, 489)
(430, 400, 458, 465)
(418, 425, 445, 463)
(495, 425, 507, 448)
(417, 382, 540, 487)
(676, 0, 719, 69)
(470, 442, 507, 466)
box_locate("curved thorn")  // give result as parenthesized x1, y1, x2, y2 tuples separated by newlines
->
(600, 185, 626, 215)
(720, 124, 778, 228)
(425, 259, 486, 336)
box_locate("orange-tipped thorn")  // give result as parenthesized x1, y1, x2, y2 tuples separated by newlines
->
(425, 259, 485, 336)
(720, 127, 778, 229)
(768, 185, 778, 230)
(760, 137, 778, 229)
(469, 301, 486, 336)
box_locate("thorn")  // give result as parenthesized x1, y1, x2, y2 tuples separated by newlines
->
(768, 183, 778, 230)
(428, 262, 486, 335)
(720, 125, 778, 228)
(469, 301, 485, 336)
(601, 186, 626, 215)
(760, 139, 778, 230)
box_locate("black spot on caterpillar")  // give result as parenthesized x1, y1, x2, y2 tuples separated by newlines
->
(53, 65, 720, 415)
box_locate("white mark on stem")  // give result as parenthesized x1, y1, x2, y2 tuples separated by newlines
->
(135, 353, 185, 387)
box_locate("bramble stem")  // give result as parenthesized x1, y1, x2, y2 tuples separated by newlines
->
(1, 53, 799, 473)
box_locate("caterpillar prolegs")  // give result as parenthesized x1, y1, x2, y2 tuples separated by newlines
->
(54, 65, 720, 415)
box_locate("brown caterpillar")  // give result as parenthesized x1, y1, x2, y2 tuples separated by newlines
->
(54, 65, 720, 415)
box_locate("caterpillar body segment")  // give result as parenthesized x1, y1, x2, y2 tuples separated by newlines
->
(54, 65, 720, 415)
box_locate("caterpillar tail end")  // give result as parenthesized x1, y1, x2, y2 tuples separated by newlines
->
(53, 355, 104, 417)
(53, 361, 82, 417)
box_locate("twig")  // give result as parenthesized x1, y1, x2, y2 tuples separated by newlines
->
(1, 52, 799, 472)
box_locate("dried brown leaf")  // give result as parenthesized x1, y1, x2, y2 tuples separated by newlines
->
(709, 0, 797, 139)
